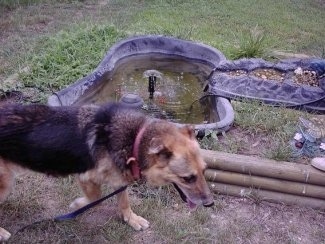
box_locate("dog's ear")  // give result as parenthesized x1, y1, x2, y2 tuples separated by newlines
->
(148, 137, 173, 166)
(179, 125, 195, 139)
(148, 137, 165, 154)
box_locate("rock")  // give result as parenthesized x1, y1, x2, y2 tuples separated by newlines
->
(311, 157, 325, 172)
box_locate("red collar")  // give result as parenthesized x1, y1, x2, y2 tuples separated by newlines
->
(127, 122, 148, 180)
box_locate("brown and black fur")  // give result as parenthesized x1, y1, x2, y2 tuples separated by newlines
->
(0, 102, 214, 241)
(0, 104, 95, 175)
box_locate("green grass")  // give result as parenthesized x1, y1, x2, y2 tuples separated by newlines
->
(199, 100, 302, 161)
(233, 101, 299, 135)
(21, 25, 126, 91)
(233, 100, 301, 161)
(123, 0, 325, 57)
(4, 0, 322, 102)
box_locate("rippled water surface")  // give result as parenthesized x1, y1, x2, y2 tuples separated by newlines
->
(90, 54, 218, 124)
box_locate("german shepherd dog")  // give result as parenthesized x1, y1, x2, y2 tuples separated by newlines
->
(0, 102, 214, 241)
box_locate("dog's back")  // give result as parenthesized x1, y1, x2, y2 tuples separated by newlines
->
(0, 104, 95, 175)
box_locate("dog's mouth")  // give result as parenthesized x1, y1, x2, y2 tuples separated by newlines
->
(172, 183, 197, 209)
(173, 183, 214, 208)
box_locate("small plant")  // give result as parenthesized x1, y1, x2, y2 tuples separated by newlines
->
(230, 26, 267, 59)
(263, 140, 293, 161)
(238, 187, 264, 205)
(197, 129, 219, 150)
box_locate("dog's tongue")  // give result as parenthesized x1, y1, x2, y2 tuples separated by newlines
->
(187, 199, 197, 209)
(172, 183, 197, 209)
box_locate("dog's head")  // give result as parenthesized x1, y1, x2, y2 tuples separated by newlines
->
(142, 124, 214, 208)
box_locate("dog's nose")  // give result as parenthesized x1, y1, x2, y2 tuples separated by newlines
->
(201, 193, 214, 207)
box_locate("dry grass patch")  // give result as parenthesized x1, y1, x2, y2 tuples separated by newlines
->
(1, 173, 325, 243)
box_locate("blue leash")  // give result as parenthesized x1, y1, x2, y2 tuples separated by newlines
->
(55, 185, 128, 221)
(14, 185, 128, 238)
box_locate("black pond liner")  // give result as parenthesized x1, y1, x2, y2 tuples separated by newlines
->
(48, 35, 235, 132)
(48, 34, 325, 135)
(208, 58, 325, 114)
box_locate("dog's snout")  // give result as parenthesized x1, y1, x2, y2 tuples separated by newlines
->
(201, 193, 214, 207)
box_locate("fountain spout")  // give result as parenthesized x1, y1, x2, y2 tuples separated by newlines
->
(148, 75, 157, 99)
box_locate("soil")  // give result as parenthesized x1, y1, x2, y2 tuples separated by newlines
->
(0, 1, 325, 244)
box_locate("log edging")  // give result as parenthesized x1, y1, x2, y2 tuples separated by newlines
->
(202, 149, 325, 209)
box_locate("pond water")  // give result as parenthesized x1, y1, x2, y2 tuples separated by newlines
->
(89, 54, 219, 124)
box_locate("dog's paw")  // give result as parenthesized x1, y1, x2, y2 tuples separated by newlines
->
(0, 227, 11, 242)
(123, 212, 150, 231)
(69, 197, 90, 210)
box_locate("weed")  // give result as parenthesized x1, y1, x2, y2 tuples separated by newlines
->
(240, 187, 264, 205)
(263, 140, 293, 161)
(198, 129, 219, 150)
(230, 26, 267, 59)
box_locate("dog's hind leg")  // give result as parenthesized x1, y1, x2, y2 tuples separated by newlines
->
(0, 159, 15, 241)
(117, 189, 150, 230)
(69, 175, 102, 210)
(0, 160, 15, 203)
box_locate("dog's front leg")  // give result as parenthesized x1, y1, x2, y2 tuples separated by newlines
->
(117, 189, 149, 230)
(70, 175, 102, 209)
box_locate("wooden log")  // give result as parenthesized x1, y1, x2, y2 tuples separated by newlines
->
(205, 169, 325, 199)
(208, 182, 325, 210)
(201, 149, 325, 186)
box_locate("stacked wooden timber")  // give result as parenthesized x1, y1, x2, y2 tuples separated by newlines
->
(201, 149, 325, 209)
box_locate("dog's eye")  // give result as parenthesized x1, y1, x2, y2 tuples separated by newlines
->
(182, 175, 197, 183)
(158, 149, 173, 160)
